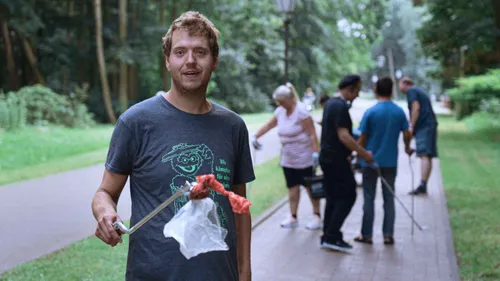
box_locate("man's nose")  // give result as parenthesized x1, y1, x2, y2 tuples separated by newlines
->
(186, 50, 196, 64)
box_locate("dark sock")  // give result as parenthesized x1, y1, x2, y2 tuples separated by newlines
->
(292, 214, 297, 219)
(314, 212, 321, 218)
(420, 180, 427, 189)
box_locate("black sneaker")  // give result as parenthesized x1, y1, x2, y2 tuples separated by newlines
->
(321, 240, 353, 252)
(409, 186, 427, 195)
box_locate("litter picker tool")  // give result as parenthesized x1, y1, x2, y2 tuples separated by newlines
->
(371, 163, 426, 232)
(409, 154, 416, 236)
(113, 181, 192, 235)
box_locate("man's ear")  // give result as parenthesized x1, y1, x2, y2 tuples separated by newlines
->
(212, 57, 219, 71)
(165, 57, 171, 72)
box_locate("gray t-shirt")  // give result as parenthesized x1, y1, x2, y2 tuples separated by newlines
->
(105, 95, 255, 281)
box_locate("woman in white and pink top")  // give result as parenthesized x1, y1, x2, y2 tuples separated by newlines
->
(252, 83, 322, 229)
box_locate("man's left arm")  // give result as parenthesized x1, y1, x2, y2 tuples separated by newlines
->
(410, 101, 420, 134)
(232, 184, 251, 281)
(358, 133, 368, 147)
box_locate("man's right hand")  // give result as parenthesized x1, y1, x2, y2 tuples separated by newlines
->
(405, 147, 415, 156)
(95, 212, 123, 246)
(363, 150, 374, 163)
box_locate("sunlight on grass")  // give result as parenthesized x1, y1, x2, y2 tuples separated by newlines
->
(438, 115, 500, 281)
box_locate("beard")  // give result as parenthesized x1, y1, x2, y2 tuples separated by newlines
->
(171, 72, 211, 96)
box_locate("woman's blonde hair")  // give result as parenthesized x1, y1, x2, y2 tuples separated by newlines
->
(272, 82, 299, 102)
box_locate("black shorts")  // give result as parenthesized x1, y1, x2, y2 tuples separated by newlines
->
(282, 166, 314, 188)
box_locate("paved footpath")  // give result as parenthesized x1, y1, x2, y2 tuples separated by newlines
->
(251, 141, 460, 281)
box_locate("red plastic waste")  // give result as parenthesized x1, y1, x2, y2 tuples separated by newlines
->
(189, 174, 252, 214)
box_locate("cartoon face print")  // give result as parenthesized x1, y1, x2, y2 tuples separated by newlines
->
(173, 151, 202, 175)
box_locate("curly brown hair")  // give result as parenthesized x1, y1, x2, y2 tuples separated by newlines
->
(162, 11, 220, 59)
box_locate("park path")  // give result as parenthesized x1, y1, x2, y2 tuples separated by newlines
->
(251, 137, 460, 281)
(0, 98, 453, 276)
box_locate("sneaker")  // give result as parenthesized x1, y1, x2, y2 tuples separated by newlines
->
(305, 215, 323, 230)
(321, 240, 353, 253)
(409, 186, 427, 195)
(280, 216, 298, 228)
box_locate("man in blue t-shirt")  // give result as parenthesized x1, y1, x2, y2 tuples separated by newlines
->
(399, 77, 438, 195)
(354, 77, 412, 245)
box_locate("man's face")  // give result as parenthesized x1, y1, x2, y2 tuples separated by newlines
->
(398, 80, 407, 93)
(166, 29, 218, 93)
(346, 82, 361, 102)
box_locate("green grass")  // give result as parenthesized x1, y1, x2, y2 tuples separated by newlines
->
(0, 126, 114, 186)
(0, 112, 281, 186)
(438, 115, 500, 281)
(0, 156, 287, 281)
(0, 126, 114, 172)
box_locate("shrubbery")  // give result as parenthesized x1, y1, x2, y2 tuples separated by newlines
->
(0, 84, 95, 131)
(448, 69, 500, 119)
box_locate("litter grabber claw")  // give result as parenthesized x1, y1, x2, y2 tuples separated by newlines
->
(113, 181, 192, 235)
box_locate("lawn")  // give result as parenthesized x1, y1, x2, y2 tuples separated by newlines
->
(0, 157, 287, 281)
(438, 115, 500, 281)
(0, 111, 280, 186)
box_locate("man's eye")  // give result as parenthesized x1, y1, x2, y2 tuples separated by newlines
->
(196, 50, 206, 55)
(174, 50, 184, 56)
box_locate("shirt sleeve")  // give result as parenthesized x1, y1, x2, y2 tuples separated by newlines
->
(337, 105, 351, 129)
(296, 103, 311, 122)
(105, 118, 138, 175)
(359, 110, 370, 134)
(407, 88, 418, 104)
(232, 120, 256, 186)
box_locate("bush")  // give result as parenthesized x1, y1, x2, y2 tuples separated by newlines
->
(0, 92, 27, 131)
(464, 111, 500, 133)
(448, 69, 500, 119)
(0, 84, 95, 130)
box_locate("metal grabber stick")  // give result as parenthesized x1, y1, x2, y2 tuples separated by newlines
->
(113, 181, 192, 235)
(409, 154, 415, 237)
(371, 163, 426, 232)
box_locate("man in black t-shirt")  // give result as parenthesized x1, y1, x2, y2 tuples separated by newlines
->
(319, 75, 373, 252)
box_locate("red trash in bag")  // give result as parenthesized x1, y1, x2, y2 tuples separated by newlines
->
(189, 174, 252, 214)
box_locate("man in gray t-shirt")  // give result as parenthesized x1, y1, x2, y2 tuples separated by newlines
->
(399, 76, 438, 196)
(91, 11, 255, 281)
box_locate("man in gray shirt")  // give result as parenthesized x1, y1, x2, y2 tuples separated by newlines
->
(399, 77, 438, 195)
(91, 11, 255, 281)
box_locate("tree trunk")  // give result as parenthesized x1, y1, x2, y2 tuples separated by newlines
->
(387, 47, 397, 99)
(94, 0, 117, 123)
(160, 0, 169, 91)
(1, 20, 19, 90)
(493, 0, 500, 59)
(62, 0, 75, 94)
(21, 37, 47, 86)
(118, 0, 128, 112)
(128, 0, 138, 100)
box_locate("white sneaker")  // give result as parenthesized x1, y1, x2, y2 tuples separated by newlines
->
(280, 216, 298, 228)
(306, 215, 323, 230)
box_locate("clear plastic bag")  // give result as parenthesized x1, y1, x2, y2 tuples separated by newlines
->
(163, 197, 229, 259)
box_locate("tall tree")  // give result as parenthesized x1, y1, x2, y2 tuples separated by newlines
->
(0, 10, 18, 90)
(94, 0, 117, 123)
(118, 0, 128, 112)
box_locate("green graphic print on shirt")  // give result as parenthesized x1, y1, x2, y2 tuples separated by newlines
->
(161, 143, 232, 227)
